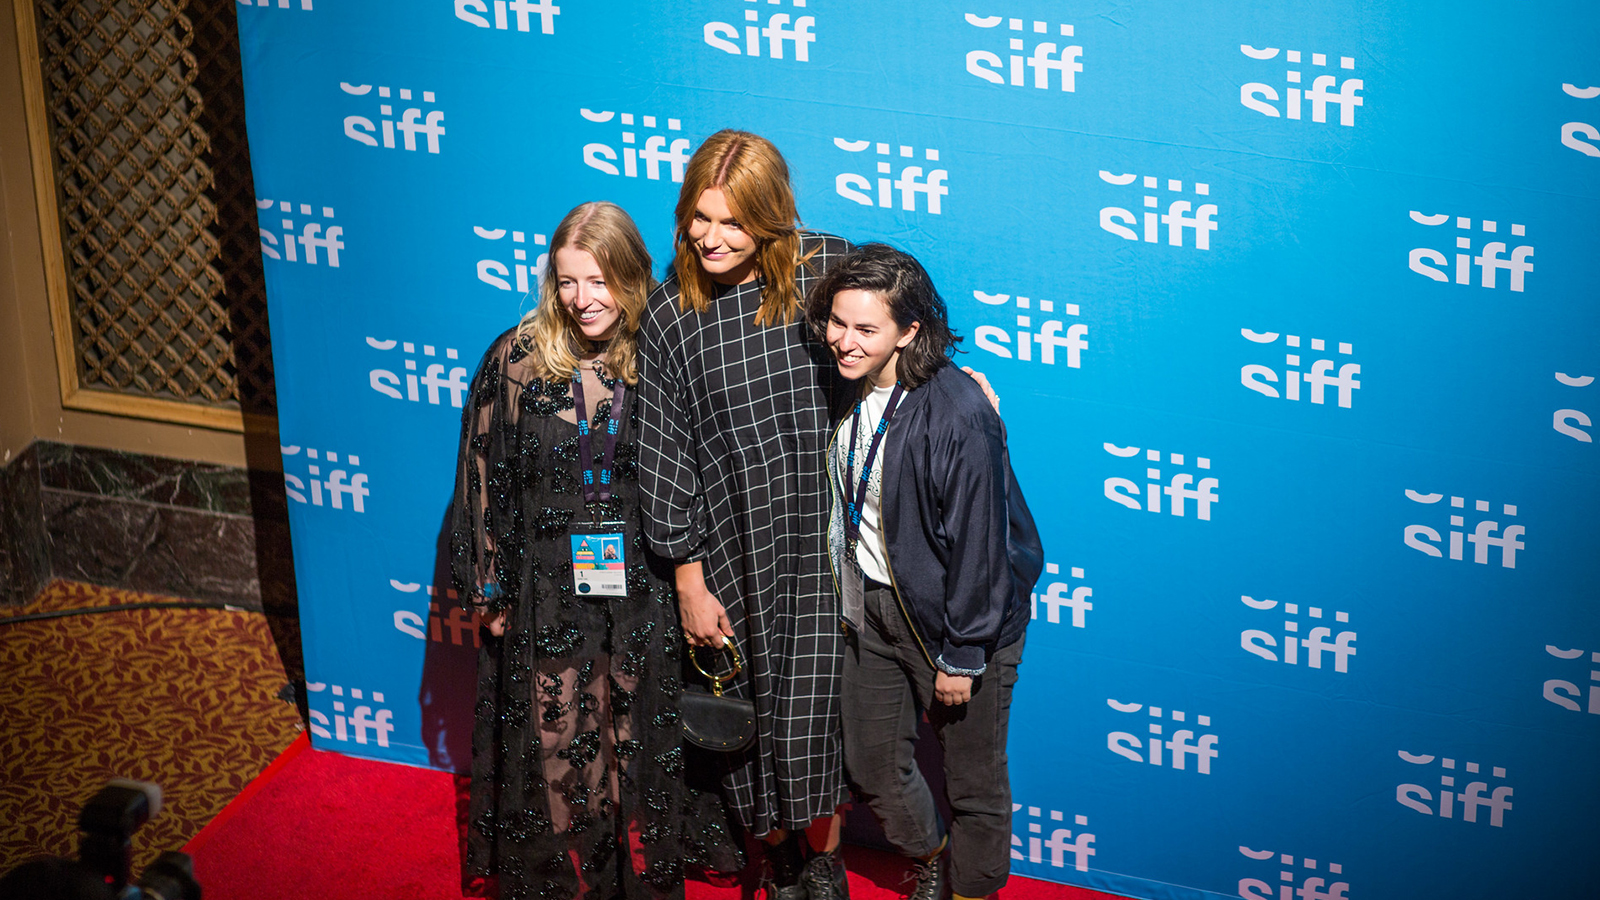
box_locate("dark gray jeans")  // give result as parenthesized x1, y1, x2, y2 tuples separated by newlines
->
(842, 582, 1024, 897)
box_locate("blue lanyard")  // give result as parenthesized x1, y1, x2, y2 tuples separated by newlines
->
(845, 383, 905, 548)
(571, 367, 627, 505)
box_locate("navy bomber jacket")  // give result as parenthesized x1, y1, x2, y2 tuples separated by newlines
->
(827, 362, 1045, 675)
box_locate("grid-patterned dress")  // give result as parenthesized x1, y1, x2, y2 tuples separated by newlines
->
(638, 232, 853, 835)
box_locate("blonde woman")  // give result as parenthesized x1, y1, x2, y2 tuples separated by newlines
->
(452, 202, 738, 899)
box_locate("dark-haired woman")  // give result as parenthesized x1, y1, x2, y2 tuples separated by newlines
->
(451, 202, 739, 900)
(808, 243, 1043, 900)
(637, 130, 856, 900)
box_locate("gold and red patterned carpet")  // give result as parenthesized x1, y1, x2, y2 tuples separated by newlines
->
(2, 582, 1120, 900)
(0, 581, 302, 874)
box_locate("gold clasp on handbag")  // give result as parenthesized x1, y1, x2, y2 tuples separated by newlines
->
(688, 636, 743, 698)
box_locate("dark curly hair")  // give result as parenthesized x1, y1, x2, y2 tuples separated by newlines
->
(804, 243, 962, 390)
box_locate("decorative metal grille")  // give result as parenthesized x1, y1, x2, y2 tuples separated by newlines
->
(29, 0, 274, 414)
(187, 0, 274, 413)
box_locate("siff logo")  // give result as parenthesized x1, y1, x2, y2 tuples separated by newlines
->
(307, 681, 395, 748)
(281, 444, 369, 513)
(1011, 804, 1094, 871)
(1031, 563, 1091, 628)
(341, 82, 444, 153)
(1098, 171, 1217, 250)
(1239, 45, 1362, 126)
(1240, 329, 1359, 408)
(1561, 83, 1600, 157)
(1239, 595, 1356, 674)
(256, 198, 343, 267)
(704, 0, 814, 61)
(963, 14, 1081, 92)
(1107, 698, 1218, 774)
(972, 291, 1086, 367)
(366, 338, 469, 408)
(237, 0, 312, 10)
(581, 109, 691, 182)
(1403, 489, 1523, 568)
(833, 138, 947, 214)
(1542, 643, 1600, 715)
(1103, 443, 1219, 521)
(1554, 371, 1594, 443)
(1237, 845, 1347, 900)
(391, 580, 480, 648)
(454, 0, 558, 34)
(1396, 750, 1512, 827)
(1407, 211, 1533, 292)
(474, 225, 549, 295)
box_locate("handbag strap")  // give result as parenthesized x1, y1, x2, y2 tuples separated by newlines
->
(687, 636, 743, 698)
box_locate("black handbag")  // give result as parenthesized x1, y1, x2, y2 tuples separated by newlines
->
(680, 637, 756, 752)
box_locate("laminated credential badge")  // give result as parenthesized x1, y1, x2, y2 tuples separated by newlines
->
(570, 531, 627, 597)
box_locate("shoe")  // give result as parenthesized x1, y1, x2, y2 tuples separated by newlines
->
(903, 851, 949, 900)
(801, 849, 850, 900)
(764, 835, 808, 900)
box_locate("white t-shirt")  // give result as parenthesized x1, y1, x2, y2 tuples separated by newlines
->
(835, 383, 896, 584)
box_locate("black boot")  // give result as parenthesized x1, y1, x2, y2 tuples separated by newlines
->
(903, 842, 949, 900)
(801, 848, 849, 900)
(763, 835, 808, 900)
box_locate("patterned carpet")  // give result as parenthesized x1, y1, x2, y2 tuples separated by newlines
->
(0, 581, 303, 876)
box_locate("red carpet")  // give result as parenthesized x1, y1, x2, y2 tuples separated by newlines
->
(185, 736, 1121, 900)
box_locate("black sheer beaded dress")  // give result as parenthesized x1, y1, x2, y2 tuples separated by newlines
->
(451, 327, 741, 900)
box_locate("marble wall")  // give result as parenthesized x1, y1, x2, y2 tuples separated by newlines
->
(0, 443, 48, 605)
(0, 441, 282, 610)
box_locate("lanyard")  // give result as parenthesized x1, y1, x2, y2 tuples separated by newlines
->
(571, 367, 628, 505)
(845, 382, 905, 547)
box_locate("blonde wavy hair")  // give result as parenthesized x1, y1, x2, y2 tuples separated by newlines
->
(672, 130, 818, 327)
(515, 202, 654, 385)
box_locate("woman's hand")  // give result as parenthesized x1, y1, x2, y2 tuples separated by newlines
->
(675, 561, 735, 647)
(679, 589, 735, 647)
(477, 606, 507, 637)
(934, 671, 973, 706)
(961, 367, 1000, 413)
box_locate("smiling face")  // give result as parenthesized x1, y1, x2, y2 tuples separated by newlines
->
(554, 247, 620, 343)
(826, 288, 920, 388)
(687, 187, 759, 285)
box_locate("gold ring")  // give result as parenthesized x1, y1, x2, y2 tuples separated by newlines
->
(688, 636, 744, 698)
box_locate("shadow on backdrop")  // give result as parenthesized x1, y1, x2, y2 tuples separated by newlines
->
(420, 499, 481, 774)
(186, 0, 307, 717)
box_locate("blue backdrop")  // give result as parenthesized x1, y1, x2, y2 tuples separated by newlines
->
(234, 2, 1598, 898)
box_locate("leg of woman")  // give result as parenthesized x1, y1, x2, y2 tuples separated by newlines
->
(804, 813, 842, 853)
(931, 635, 1024, 900)
(842, 583, 946, 899)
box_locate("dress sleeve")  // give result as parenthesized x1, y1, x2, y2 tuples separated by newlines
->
(449, 330, 523, 611)
(933, 394, 1014, 676)
(638, 292, 709, 562)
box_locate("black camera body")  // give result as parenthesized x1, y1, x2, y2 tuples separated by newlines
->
(0, 780, 201, 900)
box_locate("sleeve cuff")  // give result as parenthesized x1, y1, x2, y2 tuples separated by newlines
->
(649, 536, 709, 564)
(936, 645, 987, 677)
(643, 517, 711, 563)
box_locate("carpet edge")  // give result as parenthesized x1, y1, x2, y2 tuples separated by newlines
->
(182, 730, 310, 855)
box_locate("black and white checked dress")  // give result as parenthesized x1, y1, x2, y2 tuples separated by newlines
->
(639, 232, 853, 834)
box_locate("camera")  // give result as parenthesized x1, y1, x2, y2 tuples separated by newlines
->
(0, 779, 201, 900)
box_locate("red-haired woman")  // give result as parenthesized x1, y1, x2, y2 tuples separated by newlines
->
(638, 131, 854, 900)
